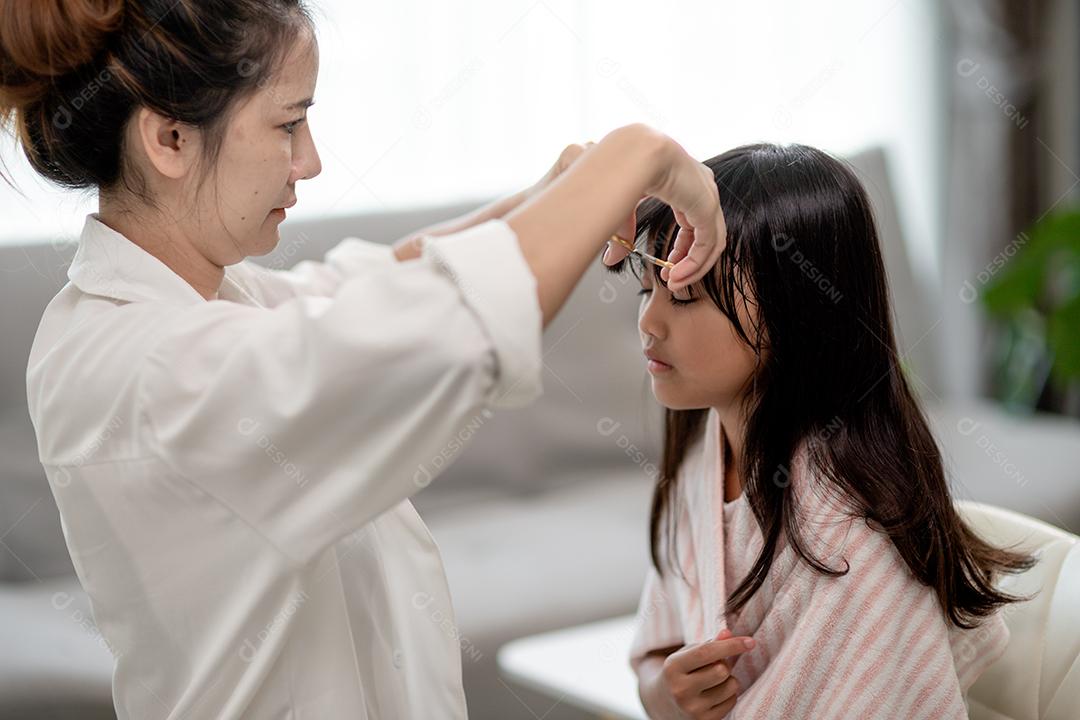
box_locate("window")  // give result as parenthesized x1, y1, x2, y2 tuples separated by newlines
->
(0, 0, 941, 281)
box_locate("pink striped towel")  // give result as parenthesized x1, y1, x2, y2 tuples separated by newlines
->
(629, 408, 1009, 718)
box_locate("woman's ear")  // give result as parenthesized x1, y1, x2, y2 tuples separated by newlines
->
(133, 107, 200, 180)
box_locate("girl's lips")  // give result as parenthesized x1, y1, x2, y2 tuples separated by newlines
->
(644, 352, 673, 374)
(647, 359, 673, 374)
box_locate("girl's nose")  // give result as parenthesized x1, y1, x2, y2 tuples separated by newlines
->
(638, 295, 667, 341)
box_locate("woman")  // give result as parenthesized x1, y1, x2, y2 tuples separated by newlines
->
(0, 1, 723, 718)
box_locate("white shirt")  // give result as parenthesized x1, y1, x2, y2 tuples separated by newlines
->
(25, 214, 543, 719)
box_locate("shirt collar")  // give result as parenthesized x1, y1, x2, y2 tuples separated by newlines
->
(68, 213, 258, 306)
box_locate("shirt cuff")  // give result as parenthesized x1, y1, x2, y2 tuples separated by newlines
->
(421, 219, 543, 408)
(323, 237, 398, 273)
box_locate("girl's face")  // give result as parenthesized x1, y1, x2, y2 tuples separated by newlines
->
(637, 228, 761, 411)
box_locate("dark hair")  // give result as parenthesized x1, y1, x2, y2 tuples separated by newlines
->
(0, 0, 313, 200)
(610, 143, 1035, 630)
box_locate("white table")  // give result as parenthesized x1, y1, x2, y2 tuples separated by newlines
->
(496, 614, 648, 720)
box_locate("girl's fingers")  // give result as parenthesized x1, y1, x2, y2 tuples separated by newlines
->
(707, 693, 738, 719)
(670, 636, 755, 674)
(695, 667, 739, 696)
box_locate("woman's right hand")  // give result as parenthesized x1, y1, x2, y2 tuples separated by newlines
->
(505, 123, 726, 327)
(602, 128, 726, 293)
(641, 629, 752, 719)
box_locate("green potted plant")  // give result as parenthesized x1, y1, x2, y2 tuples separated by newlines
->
(980, 209, 1080, 417)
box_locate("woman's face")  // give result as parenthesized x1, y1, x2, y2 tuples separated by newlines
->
(163, 27, 322, 265)
(637, 226, 760, 411)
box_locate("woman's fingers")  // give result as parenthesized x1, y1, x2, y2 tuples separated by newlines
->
(667, 175, 724, 289)
(602, 198, 643, 266)
(602, 237, 630, 266)
(649, 151, 726, 291)
(536, 141, 597, 196)
(560, 141, 596, 175)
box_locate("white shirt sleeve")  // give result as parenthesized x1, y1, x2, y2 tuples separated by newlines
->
(232, 236, 399, 302)
(137, 219, 542, 566)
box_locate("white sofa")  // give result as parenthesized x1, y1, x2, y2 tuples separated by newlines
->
(958, 501, 1080, 720)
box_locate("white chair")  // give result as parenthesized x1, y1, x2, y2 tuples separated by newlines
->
(957, 500, 1080, 720)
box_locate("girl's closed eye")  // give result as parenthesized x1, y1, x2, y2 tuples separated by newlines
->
(637, 282, 697, 306)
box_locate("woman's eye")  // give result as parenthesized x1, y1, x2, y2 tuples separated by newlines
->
(636, 287, 652, 297)
(282, 118, 306, 135)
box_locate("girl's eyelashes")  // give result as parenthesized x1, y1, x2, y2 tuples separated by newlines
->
(670, 293, 696, 306)
(636, 285, 698, 307)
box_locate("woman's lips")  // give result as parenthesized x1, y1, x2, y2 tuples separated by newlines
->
(270, 199, 296, 220)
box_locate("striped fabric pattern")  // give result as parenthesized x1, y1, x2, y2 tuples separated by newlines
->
(629, 408, 1009, 718)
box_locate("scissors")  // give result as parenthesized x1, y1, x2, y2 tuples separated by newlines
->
(609, 234, 675, 270)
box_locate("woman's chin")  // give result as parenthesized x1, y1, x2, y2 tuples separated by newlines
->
(248, 225, 282, 257)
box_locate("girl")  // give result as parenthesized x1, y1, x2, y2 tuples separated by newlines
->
(605, 144, 1035, 719)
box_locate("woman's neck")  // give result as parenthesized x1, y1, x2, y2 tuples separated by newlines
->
(98, 200, 225, 301)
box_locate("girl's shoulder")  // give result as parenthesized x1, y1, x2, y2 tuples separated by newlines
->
(785, 444, 896, 568)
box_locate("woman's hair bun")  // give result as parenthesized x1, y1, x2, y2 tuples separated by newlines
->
(1, 0, 311, 192)
(0, 0, 125, 110)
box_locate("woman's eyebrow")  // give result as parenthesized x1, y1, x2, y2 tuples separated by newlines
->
(284, 98, 315, 111)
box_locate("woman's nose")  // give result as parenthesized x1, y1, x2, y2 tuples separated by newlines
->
(293, 131, 323, 183)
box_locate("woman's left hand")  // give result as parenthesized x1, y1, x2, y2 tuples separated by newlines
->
(393, 141, 597, 262)
(530, 140, 642, 260)
(522, 141, 600, 202)
(526, 141, 596, 198)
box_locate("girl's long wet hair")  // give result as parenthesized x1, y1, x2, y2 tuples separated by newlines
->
(611, 143, 1035, 629)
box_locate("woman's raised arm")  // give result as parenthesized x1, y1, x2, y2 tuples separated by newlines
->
(506, 123, 726, 325)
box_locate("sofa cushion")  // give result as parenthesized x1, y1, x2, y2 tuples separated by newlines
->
(0, 574, 115, 720)
(420, 468, 655, 720)
(0, 410, 74, 582)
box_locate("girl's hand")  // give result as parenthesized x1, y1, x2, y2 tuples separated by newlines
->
(643, 629, 751, 719)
